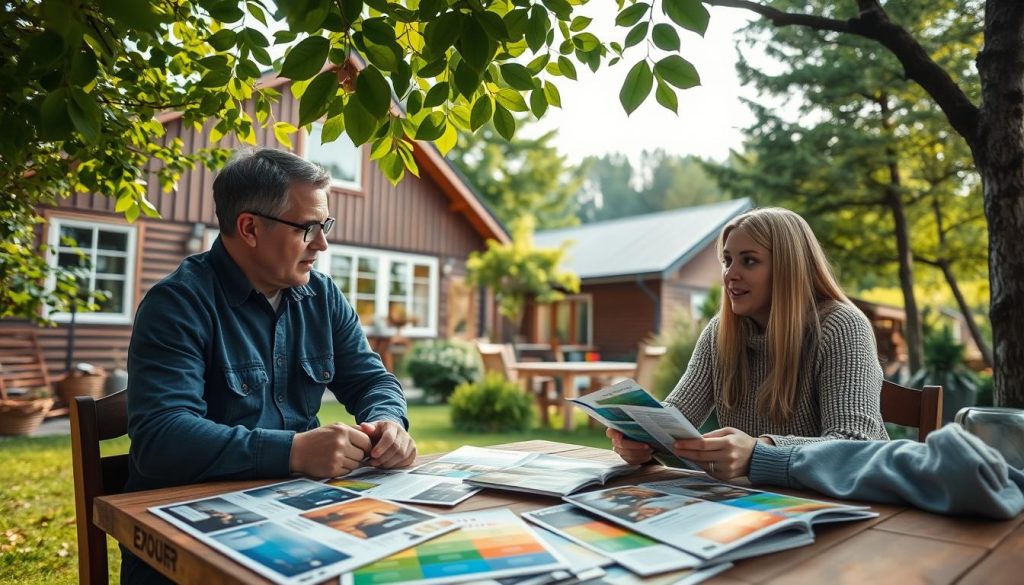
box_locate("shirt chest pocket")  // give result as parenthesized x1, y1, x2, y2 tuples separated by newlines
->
(222, 363, 269, 425)
(299, 355, 335, 416)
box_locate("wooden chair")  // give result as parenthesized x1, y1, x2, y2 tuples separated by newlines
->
(880, 380, 943, 441)
(476, 341, 557, 426)
(0, 328, 52, 400)
(70, 390, 130, 585)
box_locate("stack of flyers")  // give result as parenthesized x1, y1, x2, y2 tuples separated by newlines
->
(327, 467, 481, 507)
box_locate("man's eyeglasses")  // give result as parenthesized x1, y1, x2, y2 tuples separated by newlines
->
(249, 212, 336, 242)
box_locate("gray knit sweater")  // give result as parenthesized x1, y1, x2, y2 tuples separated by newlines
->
(665, 302, 888, 446)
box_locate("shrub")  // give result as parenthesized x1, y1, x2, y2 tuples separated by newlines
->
(450, 373, 535, 433)
(650, 310, 703, 400)
(907, 325, 979, 422)
(404, 339, 481, 402)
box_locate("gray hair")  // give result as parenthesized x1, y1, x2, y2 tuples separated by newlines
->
(213, 147, 331, 235)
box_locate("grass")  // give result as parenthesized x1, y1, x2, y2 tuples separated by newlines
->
(0, 402, 609, 585)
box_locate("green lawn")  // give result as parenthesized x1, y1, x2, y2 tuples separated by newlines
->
(0, 403, 609, 585)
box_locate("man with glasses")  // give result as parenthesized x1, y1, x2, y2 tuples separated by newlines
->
(122, 148, 414, 583)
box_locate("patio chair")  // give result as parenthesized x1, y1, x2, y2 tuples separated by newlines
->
(475, 341, 557, 426)
(70, 390, 129, 585)
(880, 380, 943, 441)
(0, 328, 53, 400)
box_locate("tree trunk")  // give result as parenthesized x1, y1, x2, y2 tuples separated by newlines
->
(937, 259, 994, 368)
(978, 0, 1024, 407)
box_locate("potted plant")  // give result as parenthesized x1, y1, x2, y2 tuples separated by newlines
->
(0, 386, 54, 436)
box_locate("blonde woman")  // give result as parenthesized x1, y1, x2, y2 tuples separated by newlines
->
(608, 207, 888, 480)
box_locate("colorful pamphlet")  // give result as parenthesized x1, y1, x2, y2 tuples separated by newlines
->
(150, 479, 456, 585)
(568, 379, 704, 470)
(327, 467, 481, 507)
(411, 445, 638, 497)
(523, 503, 704, 576)
(341, 509, 568, 585)
(564, 478, 874, 563)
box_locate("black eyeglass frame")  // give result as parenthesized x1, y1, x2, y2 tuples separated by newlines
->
(249, 212, 335, 242)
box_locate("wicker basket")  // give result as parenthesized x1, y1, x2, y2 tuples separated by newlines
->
(0, 398, 54, 436)
(56, 371, 108, 403)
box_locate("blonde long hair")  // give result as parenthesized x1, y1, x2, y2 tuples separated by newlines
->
(716, 208, 849, 423)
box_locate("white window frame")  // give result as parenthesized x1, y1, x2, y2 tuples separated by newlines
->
(45, 216, 138, 325)
(318, 244, 439, 337)
(305, 121, 362, 191)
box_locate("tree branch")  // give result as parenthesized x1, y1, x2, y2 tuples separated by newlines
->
(707, 0, 981, 150)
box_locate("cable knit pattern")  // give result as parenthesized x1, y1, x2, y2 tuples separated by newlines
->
(665, 302, 888, 446)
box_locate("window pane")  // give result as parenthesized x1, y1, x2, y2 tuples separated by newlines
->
(96, 254, 126, 275)
(330, 255, 353, 294)
(356, 256, 377, 294)
(555, 303, 571, 344)
(60, 226, 93, 248)
(358, 257, 378, 273)
(413, 264, 430, 279)
(575, 300, 590, 345)
(412, 299, 428, 328)
(536, 305, 552, 343)
(57, 252, 87, 268)
(306, 123, 361, 186)
(355, 299, 376, 324)
(390, 261, 409, 295)
(97, 230, 128, 251)
(94, 279, 125, 314)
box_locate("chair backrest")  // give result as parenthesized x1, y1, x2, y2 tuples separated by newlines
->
(880, 380, 943, 441)
(0, 328, 51, 400)
(634, 343, 667, 390)
(70, 390, 130, 585)
(476, 341, 517, 380)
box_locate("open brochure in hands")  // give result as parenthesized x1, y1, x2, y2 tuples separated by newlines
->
(326, 467, 482, 507)
(341, 509, 568, 585)
(563, 478, 876, 563)
(568, 379, 704, 470)
(149, 479, 456, 585)
(410, 445, 639, 497)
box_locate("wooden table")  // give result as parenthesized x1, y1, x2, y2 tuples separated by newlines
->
(511, 361, 637, 431)
(94, 440, 1024, 585)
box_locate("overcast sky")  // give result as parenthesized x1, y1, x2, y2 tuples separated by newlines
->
(531, 5, 759, 165)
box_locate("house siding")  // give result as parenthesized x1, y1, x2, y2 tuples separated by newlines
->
(588, 280, 661, 360)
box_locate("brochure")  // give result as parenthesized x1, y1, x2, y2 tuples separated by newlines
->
(326, 467, 482, 507)
(476, 527, 612, 585)
(564, 484, 822, 563)
(410, 445, 639, 497)
(568, 379, 703, 470)
(523, 503, 705, 576)
(150, 479, 456, 585)
(341, 509, 568, 585)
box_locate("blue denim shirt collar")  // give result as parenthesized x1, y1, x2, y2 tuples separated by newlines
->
(209, 236, 316, 307)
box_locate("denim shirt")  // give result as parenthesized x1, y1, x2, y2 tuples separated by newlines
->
(124, 237, 407, 492)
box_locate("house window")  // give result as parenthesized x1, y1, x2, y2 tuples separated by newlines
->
(534, 295, 593, 346)
(320, 245, 438, 337)
(305, 121, 362, 191)
(46, 217, 137, 324)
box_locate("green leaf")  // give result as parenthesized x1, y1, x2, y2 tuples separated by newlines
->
(655, 79, 678, 113)
(493, 103, 515, 141)
(363, 38, 400, 72)
(207, 29, 237, 51)
(570, 16, 592, 32)
(71, 48, 98, 86)
(206, 1, 245, 23)
(380, 151, 405, 184)
(494, 88, 528, 112)
(68, 88, 102, 142)
(615, 2, 650, 27)
(40, 88, 73, 140)
(321, 113, 345, 143)
(239, 27, 269, 48)
(453, 61, 481, 99)
(436, 122, 458, 156)
(340, 0, 363, 24)
(458, 17, 492, 72)
(415, 111, 447, 141)
(557, 56, 577, 80)
(478, 11, 510, 42)
(504, 8, 530, 40)
(355, 66, 392, 118)
(391, 60, 412, 98)
(652, 23, 681, 51)
(619, 61, 653, 115)
(543, 81, 561, 108)
(525, 5, 548, 53)
(500, 63, 534, 91)
(299, 71, 339, 126)
(362, 17, 396, 45)
(407, 90, 424, 115)
(572, 32, 600, 52)
(470, 95, 493, 131)
(97, 0, 162, 31)
(663, 0, 710, 36)
(423, 82, 449, 108)
(541, 0, 572, 20)
(625, 22, 649, 49)
(280, 36, 330, 81)
(527, 53, 550, 75)
(344, 97, 377, 146)
(654, 55, 700, 89)
(273, 121, 297, 149)
(417, 57, 447, 78)
(115, 194, 134, 213)
(530, 89, 548, 118)
(247, 2, 268, 25)
(198, 68, 232, 87)
(423, 11, 462, 57)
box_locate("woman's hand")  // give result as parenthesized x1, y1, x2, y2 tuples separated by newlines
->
(673, 427, 770, 480)
(606, 428, 654, 465)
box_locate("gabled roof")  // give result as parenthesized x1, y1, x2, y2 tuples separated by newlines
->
(534, 198, 752, 281)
